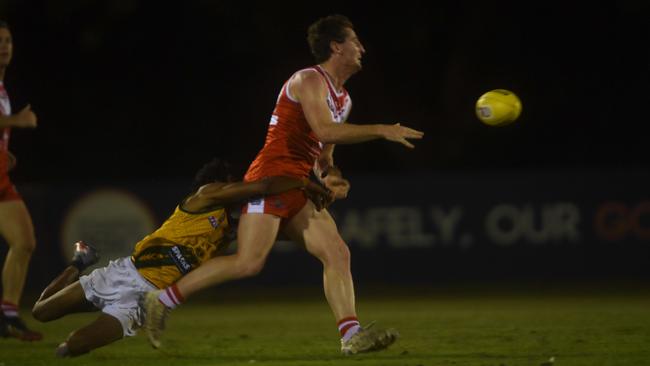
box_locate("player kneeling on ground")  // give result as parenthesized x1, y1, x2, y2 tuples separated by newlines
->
(31, 158, 332, 357)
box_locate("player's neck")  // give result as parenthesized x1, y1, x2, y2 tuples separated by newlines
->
(318, 62, 351, 91)
(0, 67, 5, 82)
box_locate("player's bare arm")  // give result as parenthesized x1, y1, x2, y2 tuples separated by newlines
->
(291, 70, 423, 148)
(303, 180, 335, 210)
(314, 143, 337, 184)
(313, 144, 350, 200)
(0, 104, 37, 128)
(183, 176, 331, 211)
(315, 143, 336, 178)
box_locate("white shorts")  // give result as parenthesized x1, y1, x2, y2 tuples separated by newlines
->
(79, 256, 157, 337)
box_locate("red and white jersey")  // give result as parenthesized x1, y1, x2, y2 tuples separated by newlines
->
(0, 82, 12, 177)
(245, 65, 352, 181)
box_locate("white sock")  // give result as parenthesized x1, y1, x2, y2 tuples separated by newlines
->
(157, 286, 184, 309)
(338, 317, 361, 342)
(1, 301, 18, 317)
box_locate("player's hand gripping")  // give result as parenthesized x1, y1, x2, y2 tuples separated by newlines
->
(321, 166, 350, 200)
(303, 180, 334, 211)
(11, 105, 38, 128)
(382, 123, 423, 148)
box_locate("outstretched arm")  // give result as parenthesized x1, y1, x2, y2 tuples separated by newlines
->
(0, 105, 37, 129)
(185, 176, 332, 211)
(291, 71, 423, 148)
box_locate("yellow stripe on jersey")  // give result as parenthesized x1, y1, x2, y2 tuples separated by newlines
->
(131, 205, 231, 289)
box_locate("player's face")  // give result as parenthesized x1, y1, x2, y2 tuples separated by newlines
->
(0, 28, 13, 67)
(339, 28, 365, 71)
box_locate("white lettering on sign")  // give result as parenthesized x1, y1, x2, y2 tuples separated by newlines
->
(430, 206, 464, 246)
(340, 207, 434, 248)
(484, 203, 581, 246)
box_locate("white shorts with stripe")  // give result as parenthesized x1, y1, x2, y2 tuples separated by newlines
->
(79, 256, 156, 337)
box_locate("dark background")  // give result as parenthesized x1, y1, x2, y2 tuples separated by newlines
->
(1, 1, 649, 294)
(2, 0, 648, 183)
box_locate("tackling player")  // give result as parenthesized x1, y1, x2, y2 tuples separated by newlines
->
(0, 20, 42, 341)
(144, 14, 423, 354)
(31, 158, 332, 357)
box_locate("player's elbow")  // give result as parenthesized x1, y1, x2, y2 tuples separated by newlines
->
(318, 134, 337, 144)
(313, 125, 338, 144)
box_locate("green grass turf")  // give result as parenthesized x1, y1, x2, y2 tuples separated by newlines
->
(2, 283, 650, 366)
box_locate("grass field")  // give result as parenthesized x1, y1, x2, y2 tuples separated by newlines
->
(1, 283, 649, 366)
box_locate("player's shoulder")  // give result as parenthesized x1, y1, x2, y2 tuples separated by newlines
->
(292, 67, 326, 90)
(180, 184, 220, 212)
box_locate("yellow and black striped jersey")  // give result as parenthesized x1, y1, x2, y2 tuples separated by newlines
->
(131, 204, 231, 288)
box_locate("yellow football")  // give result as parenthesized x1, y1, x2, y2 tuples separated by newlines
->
(475, 89, 522, 126)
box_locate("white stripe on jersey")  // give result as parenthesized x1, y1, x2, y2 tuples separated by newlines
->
(0, 82, 11, 116)
(0, 98, 9, 116)
(284, 80, 299, 103)
(316, 65, 346, 98)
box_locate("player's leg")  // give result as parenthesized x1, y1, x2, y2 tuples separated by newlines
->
(57, 256, 147, 356)
(55, 313, 123, 357)
(172, 212, 282, 299)
(0, 200, 35, 306)
(32, 281, 96, 322)
(283, 200, 398, 354)
(0, 199, 40, 340)
(283, 200, 356, 321)
(32, 240, 100, 321)
(36, 241, 99, 303)
(145, 213, 282, 348)
(37, 267, 80, 303)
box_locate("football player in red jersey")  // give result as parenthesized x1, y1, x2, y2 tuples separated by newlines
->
(0, 20, 42, 341)
(145, 15, 423, 354)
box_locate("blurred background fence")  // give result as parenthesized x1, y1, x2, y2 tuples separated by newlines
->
(7, 166, 648, 298)
(0, 0, 649, 300)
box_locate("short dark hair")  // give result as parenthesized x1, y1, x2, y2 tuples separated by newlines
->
(307, 14, 354, 63)
(0, 21, 9, 30)
(190, 158, 232, 192)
